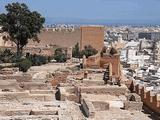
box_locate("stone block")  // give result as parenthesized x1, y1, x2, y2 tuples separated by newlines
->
(30, 109, 58, 115)
(124, 101, 143, 111)
(22, 82, 49, 90)
(109, 101, 124, 109)
(0, 109, 31, 116)
(81, 99, 95, 118)
(80, 85, 128, 96)
(30, 90, 55, 94)
(92, 101, 109, 111)
(66, 94, 79, 103)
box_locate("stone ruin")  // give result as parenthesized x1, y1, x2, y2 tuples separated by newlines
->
(0, 66, 152, 120)
(0, 67, 84, 120)
(55, 70, 146, 119)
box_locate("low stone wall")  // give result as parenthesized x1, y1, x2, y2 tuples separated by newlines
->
(30, 108, 58, 115)
(57, 87, 79, 102)
(0, 102, 60, 119)
(81, 99, 95, 118)
(124, 101, 143, 111)
(85, 54, 100, 69)
(0, 74, 32, 82)
(21, 82, 50, 90)
(0, 91, 54, 102)
(0, 79, 23, 91)
(0, 92, 30, 102)
(0, 109, 31, 116)
(30, 90, 55, 94)
(0, 115, 59, 120)
(66, 94, 79, 103)
(80, 85, 128, 96)
(82, 79, 104, 86)
(124, 93, 143, 111)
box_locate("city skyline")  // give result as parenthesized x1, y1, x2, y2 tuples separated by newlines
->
(0, 0, 160, 24)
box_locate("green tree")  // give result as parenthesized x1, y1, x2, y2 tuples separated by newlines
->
(81, 45, 98, 58)
(0, 2, 45, 57)
(54, 48, 67, 63)
(0, 49, 14, 63)
(72, 43, 80, 58)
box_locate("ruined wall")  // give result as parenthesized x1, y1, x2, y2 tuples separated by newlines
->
(100, 55, 120, 78)
(80, 85, 127, 96)
(81, 99, 95, 118)
(124, 93, 143, 111)
(80, 26, 104, 52)
(0, 26, 104, 56)
(86, 54, 100, 69)
(0, 74, 32, 82)
(28, 28, 81, 48)
(57, 86, 80, 103)
(85, 54, 121, 79)
(133, 84, 160, 114)
(35, 26, 104, 52)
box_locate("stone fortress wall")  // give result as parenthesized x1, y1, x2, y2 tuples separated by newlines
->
(0, 26, 104, 55)
(80, 26, 104, 51)
(28, 28, 81, 48)
(131, 82, 160, 114)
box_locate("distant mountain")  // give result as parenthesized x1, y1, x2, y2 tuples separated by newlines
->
(45, 17, 160, 26)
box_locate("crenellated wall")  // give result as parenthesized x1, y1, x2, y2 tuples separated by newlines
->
(132, 83, 160, 114)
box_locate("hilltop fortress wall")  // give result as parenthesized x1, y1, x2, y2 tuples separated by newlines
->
(29, 26, 104, 52)
(28, 28, 81, 48)
(0, 26, 104, 55)
(131, 82, 160, 114)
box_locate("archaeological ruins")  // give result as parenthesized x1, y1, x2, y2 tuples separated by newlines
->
(0, 26, 159, 120)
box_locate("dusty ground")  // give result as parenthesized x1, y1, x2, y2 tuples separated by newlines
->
(29, 63, 79, 72)
(29, 63, 67, 72)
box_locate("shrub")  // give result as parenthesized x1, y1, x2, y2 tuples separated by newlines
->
(17, 58, 32, 72)
(54, 48, 67, 63)
(80, 45, 98, 58)
(72, 44, 98, 58)
(32, 55, 47, 65)
(26, 53, 49, 66)
(72, 43, 80, 58)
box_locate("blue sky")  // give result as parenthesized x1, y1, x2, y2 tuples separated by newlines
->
(0, 0, 160, 24)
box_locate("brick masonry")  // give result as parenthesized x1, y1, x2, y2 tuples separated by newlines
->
(129, 82, 160, 114)
(80, 26, 104, 51)
(85, 54, 121, 79)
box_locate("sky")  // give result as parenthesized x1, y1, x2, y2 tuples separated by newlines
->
(0, 0, 160, 24)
